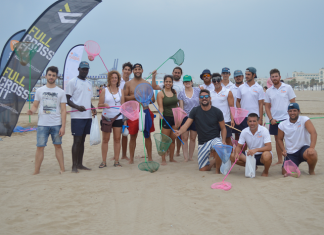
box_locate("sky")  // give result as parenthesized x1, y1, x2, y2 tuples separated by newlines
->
(0, 0, 323, 83)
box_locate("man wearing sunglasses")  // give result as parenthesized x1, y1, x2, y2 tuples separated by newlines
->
(199, 69, 215, 91)
(210, 73, 235, 146)
(221, 67, 234, 89)
(175, 89, 227, 173)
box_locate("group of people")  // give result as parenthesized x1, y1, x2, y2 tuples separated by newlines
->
(28, 61, 318, 177)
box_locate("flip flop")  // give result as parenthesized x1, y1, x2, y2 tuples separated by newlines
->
(114, 161, 122, 167)
(99, 162, 107, 168)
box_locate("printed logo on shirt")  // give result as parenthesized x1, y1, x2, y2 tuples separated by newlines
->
(88, 87, 91, 92)
(252, 89, 258, 93)
(297, 124, 301, 128)
(219, 93, 226, 97)
(281, 89, 286, 93)
(42, 92, 58, 114)
(257, 133, 262, 138)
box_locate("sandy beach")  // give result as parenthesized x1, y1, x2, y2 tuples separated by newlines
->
(0, 90, 323, 235)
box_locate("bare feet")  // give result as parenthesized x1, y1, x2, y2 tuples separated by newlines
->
(309, 170, 315, 175)
(121, 156, 130, 161)
(77, 165, 91, 170)
(184, 158, 188, 162)
(170, 159, 177, 163)
(161, 161, 167, 166)
(261, 171, 269, 177)
(215, 169, 221, 174)
(60, 170, 64, 174)
(188, 158, 193, 161)
(72, 166, 79, 173)
(128, 159, 134, 164)
(33, 171, 40, 175)
(176, 152, 180, 157)
(272, 161, 283, 166)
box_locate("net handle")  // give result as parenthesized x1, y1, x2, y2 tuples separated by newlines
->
(222, 143, 246, 182)
(145, 57, 169, 81)
(265, 116, 324, 125)
(140, 104, 147, 162)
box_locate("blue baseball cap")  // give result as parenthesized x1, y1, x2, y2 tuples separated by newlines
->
(222, 67, 230, 73)
(288, 103, 300, 110)
(79, 61, 90, 69)
(246, 67, 257, 78)
(234, 70, 243, 77)
(200, 69, 211, 80)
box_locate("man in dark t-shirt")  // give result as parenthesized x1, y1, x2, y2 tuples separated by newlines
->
(175, 89, 227, 172)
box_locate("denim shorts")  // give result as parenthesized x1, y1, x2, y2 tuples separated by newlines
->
(37, 125, 62, 147)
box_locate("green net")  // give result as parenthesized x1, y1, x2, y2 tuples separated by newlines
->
(138, 161, 160, 173)
(13, 42, 38, 66)
(154, 133, 172, 156)
(169, 49, 184, 66)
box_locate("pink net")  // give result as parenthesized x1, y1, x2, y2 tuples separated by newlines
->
(84, 40, 100, 60)
(267, 77, 273, 88)
(120, 101, 139, 121)
(172, 107, 187, 128)
(230, 107, 249, 125)
(284, 160, 301, 178)
(211, 182, 232, 191)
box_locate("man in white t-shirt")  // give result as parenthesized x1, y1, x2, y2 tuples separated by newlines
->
(278, 103, 317, 175)
(221, 67, 234, 89)
(199, 69, 215, 91)
(236, 67, 264, 128)
(230, 70, 244, 139)
(66, 61, 97, 173)
(265, 68, 296, 165)
(27, 66, 66, 175)
(231, 113, 272, 177)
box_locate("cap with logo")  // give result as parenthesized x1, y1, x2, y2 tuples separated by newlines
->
(200, 69, 211, 80)
(288, 103, 300, 111)
(79, 61, 90, 69)
(234, 70, 243, 77)
(222, 67, 230, 73)
(246, 67, 257, 78)
(133, 63, 143, 70)
(183, 75, 192, 82)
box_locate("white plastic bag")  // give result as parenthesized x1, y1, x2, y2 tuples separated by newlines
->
(122, 127, 129, 136)
(245, 151, 256, 178)
(90, 116, 101, 146)
(139, 109, 146, 132)
(220, 160, 231, 175)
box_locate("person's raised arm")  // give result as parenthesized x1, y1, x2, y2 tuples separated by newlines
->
(151, 70, 161, 90)
(277, 128, 286, 156)
(218, 120, 227, 145)
(157, 91, 164, 119)
(124, 83, 135, 101)
(228, 91, 235, 127)
(305, 120, 317, 149)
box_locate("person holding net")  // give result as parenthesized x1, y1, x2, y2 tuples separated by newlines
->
(27, 66, 66, 175)
(178, 75, 200, 162)
(98, 71, 125, 168)
(157, 75, 179, 165)
(277, 103, 317, 175)
(265, 68, 296, 165)
(230, 113, 273, 177)
(221, 67, 234, 89)
(199, 69, 215, 91)
(175, 89, 227, 173)
(123, 63, 155, 164)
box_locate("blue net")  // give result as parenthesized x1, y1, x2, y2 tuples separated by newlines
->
(13, 126, 37, 133)
(213, 144, 233, 163)
(134, 83, 154, 107)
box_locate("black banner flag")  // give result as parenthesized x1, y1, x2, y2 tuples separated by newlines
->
(0, 0, 101, 136)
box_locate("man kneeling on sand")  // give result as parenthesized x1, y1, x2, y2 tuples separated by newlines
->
(175, 89, 227, 172)
(231, 113, 272, 177)
(277, 103, 318, 175)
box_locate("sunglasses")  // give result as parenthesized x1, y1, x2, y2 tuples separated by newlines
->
(203, 74, 211, 78)
(212, 77, 222, 83)
(199, 95, 210, 99)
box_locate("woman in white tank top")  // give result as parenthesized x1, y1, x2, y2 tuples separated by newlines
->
(98, 71, 125, 168)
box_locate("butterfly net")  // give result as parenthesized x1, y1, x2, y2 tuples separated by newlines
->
(120, 101, 139, 121)
(84, 40, 100, 61)
(13, 42, 38, 66)
(134, 83, 154, 107)
(169, 49, 184, 66)
(154, 133, 172, 156)
(231, 138, 238, 149)
(213, 144, 233, 163)
(172, 107, 187, 128)
(138, 161, 160, 173)
(284, 160, 301, 178)
(230, 107, 249, 125)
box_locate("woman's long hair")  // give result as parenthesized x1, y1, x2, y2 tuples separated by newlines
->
(107, 70, 121, 88)
(163, 75, 176, 95)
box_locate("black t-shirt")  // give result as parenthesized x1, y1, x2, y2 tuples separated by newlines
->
(189, 106, 224, 145)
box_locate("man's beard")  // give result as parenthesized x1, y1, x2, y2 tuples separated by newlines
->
(201, 100, 209, 106)
(134, 73, 142, 79)
(290, 115, 299, 121)
(47, 79, 55, 84)
(236, 81, 243, 85)
(174, 76, 180, 81)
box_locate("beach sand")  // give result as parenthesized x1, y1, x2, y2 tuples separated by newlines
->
(0, 91, 323, 235)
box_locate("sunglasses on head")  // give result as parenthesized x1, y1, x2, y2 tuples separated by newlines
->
(203, 74, 211, 78)
(212, 77, 222, 83)
(199, 95, 210, 99)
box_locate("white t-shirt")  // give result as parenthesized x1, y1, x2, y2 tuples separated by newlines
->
(65, 77, 93, 119)
(278, 116, 311, 154)
(158, 80, 185, 95)
(102, 87, 123, 120)
(221, 81, 234, 89)
(210, 88, 231, 122)
(265, 83, 296, 121)
(230, 84, 242, 108)
(120, 78, 130, 90)
(238, 125, 271, 155)
(35, 85, 67, 126)
(199, 83, 215, 91)
(236, 82, 264, 116)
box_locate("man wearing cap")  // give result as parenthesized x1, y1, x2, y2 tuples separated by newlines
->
(221, 67, 234, 89)
(175, 89, 227, 173)
(277, 103, 317, 175)
(124, 63, 155, 164)
(265, 68, 296, 165)
(231, 113, 272, 177)
(230, 70, 244, 139)
(199, 69, 215, 91)
(210, 73, 235, 146)
(236, 67, 264, 127)
(66, 61, 97, 173)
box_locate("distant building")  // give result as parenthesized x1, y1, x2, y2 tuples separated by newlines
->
(292, 68, 324, 82)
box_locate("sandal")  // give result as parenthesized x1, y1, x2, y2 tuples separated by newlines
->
(99, 162, 107, 168)
(114, 161, 122, 167)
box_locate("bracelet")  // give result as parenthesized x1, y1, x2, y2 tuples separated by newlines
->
(270, 118, 273, 122)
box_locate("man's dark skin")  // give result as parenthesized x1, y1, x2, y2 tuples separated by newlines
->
(66, 67, 97, 173)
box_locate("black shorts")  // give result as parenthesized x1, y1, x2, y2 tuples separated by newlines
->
(181, 116, 196, 131)
(232, 117, 248, 134)
(284, 145, 309, 167)
(71, 118, 92, 136)
(243, 152, 264, 166)
(100, 119, 123, 128)
(269, 119, 285, 135)
(162, 116, 175, 129)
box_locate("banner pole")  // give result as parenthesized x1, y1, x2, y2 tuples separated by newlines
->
(29, 56, 31, 123)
